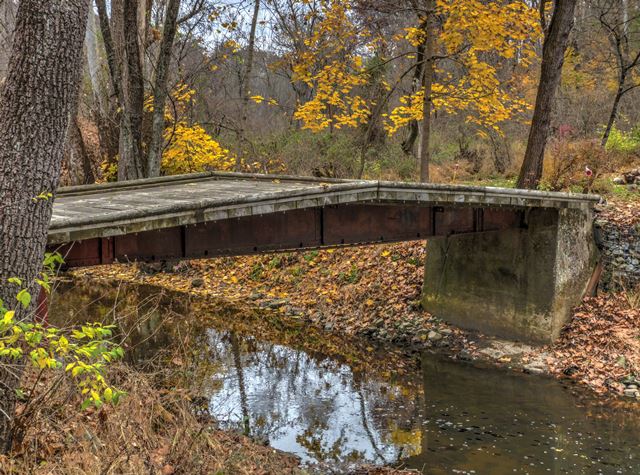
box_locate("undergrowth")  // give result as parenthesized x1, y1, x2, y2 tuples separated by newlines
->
(1, 364, 303, 474)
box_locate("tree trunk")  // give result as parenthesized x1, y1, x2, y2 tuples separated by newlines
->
(119, 0, 146, 181)
(62, 113, 95, 186)
(419, 0, 436, 183)
(0, 0, 89, 452)
(95, 0, 126, 172)
(96, 0, 123, 101)
(147, 0, 181, 178)
(601, 77, 626, 147)
(402, 41, 426, 156)
(236, 0, 261, 170)
(517, 0, 576, 189)
(99, 0, 145, 181)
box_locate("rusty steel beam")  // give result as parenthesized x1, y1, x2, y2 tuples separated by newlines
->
(50, 204, 523, 268)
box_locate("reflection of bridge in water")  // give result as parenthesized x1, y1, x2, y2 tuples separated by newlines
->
(49, 172, 600, 343)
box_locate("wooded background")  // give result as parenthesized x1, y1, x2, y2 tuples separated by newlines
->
(1, 0, 638, 190)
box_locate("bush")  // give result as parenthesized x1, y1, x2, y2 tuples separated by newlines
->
(605, 126, 640, 155)
(542, 138, 609, 192)
(259, 129, 360, 178)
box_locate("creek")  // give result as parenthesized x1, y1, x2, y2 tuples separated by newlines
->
(50, 281, 640, 474)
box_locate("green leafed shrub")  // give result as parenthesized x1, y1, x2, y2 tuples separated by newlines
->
(605, 126, 640, 154)
(1, 253, 125, 411)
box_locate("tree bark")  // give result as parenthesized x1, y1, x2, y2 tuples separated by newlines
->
(0, 0, 17, 80)
(119, 0, 146, 180)
(0, 0, 90, 452)
(147, 0, 182, 178)
(419, 0, 436, 183)
(517, 0, 576, 189)
(62, 113, 95, 186)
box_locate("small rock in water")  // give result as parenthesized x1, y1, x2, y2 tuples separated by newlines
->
(191, 277, 204, 288)
(626, 384, 638, 390)
(428, 331, 443, 341)
(624, 389, 639, 398)
(440, 328, 453, 336)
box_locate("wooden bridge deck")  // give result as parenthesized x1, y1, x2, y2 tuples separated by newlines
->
(49, 172, 600, 267)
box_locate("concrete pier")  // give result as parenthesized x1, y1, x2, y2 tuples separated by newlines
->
(422, 207, 599, 343)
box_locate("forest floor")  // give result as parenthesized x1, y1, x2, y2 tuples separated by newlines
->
(68, 197, 640, 401)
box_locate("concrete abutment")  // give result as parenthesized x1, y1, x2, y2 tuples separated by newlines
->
(422, 207, 599, 344)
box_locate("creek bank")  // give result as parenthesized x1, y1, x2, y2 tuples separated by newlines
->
(2, 365, 305, 475)
(70, 250, 553, 380)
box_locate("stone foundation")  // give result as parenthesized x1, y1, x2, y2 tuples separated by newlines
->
(422, 207, 599, 344)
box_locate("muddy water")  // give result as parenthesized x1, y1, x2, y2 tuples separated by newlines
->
(50, 281, 640, 474)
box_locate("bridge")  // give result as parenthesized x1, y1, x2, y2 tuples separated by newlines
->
(49, 172, 601, 343)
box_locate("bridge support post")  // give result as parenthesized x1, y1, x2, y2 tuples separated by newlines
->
(422, 207, 599, 343)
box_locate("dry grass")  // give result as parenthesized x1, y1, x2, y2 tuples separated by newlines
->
(0, 365, 303, 475)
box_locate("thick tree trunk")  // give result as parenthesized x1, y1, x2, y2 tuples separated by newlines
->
(419, 0, 436, 183)
(147, 0, 181, 178)
(119, 0, 146, 180)
(517, 0, 576, 189)
(0, 0, 89, 452)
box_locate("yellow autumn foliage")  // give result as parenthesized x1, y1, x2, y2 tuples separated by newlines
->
(385, 0, 539, 135)
(161, 122, 236, 175)
(291, 0, 371, 132)
(291, 0, 540, 137)
(145, 83, 236, 175)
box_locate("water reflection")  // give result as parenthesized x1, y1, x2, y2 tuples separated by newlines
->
(206, 331, 639, 474)
(208, 331, 418, 469)
(50, 281, 640, 474)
